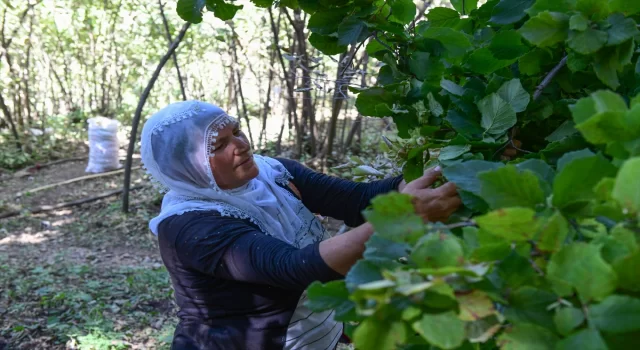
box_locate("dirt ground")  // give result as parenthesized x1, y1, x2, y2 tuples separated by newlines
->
(0, 154, 346, 349)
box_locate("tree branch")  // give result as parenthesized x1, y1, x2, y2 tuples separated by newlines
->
(158, 0, 187, 101)
(533, 55, 568, 101)
(122, 22, 191, 213)
(444, 221, 477, 229)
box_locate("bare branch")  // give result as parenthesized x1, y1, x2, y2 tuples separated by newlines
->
(533, 55, 568, 101)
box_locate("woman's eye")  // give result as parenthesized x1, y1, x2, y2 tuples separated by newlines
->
(233, 129, 240, 136)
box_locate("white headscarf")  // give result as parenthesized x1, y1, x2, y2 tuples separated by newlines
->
(140, 100, 327, 248)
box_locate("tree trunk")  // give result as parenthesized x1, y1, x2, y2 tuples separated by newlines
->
(270, 8, 301, 157)
(0, 92, 21, 148)
(346, 53, 369, 150)
(324, 51, 350, 161)
(288, 9, 316, 156)
(23, 13, 34, 126)
(122, 22, 191, 213)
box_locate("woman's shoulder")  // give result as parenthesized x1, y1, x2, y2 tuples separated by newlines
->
(157, 210, 259, 241)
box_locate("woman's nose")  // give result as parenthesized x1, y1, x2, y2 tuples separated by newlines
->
(233, 136, 250, 154)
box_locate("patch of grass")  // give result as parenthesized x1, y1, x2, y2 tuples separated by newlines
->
(0, 257, 176, 348)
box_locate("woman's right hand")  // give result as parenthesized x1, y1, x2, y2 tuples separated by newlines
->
(401, 166, 462, 223)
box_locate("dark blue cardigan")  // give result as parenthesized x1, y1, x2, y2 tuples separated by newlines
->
(157, 158, 403, 349)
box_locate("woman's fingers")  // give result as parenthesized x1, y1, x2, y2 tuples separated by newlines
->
(408, 166, 442, 190)
(432, 181, 458, 197)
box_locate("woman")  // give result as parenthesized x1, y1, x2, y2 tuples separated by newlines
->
(140, 101, 462, 350)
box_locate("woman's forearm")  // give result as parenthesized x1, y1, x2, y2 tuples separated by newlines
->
(318, 223, 374, 275)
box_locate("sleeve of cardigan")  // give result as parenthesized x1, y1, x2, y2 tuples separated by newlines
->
(275, 157, 404, 227)
(174, 213, 343, 291)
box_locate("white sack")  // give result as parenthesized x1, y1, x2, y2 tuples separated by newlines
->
(86, 117, 121, 173)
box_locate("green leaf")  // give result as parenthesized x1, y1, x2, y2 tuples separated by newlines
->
(345, 260, 383, 291)
(569, 13, 588, 31)
(412, 311, 465, 349)
(519, 49, 553, 75)
(439, 145, 471, 160)
(545, 120, 578, 142)
(446, 110, 484, 138)
(451, 0, 478, 15)
(404, 156, 424, 183)
(390, 0, 416, 25)
(305, 281, 355, 320)
(354, 318, 407, 350)
(427, 7, 460, 27)
(516, 159, 555, 194)
(576, 111, 631, 144)
(441, 79, 465, 96)
(210, 0, 243, 21)
(497, 251, 539, 288)
(490, 0, 535, 24)
(409, 51, 445, 83)
(609, 0, 640, 15)
(576, 0, 610, 20)
(612, 157, 640, 213)
(177, 0, 206, 23)
(337, 18, 369, 46)
(497, 79, 530, 113)
(308, 33, 348, 55)
(364, 192, 425, 244)
(411, 232, 465, 268)
(497, 323, 559, 350)
(475, 207, 538, 241)
(598, 224, 638, 262)
(504, 287, 557, 330)
(363, 234, 410, 269)
(547, 242, 617, 301)
(478, 93, 517, 136)
(613, 250, 640, 292)
(567, 51, 590, 72)
(443, 160, 503, 195)
(554, 307, 585, 336)
(535, 211, 569, 252)
(354, 87, 397, 117)
(465, 48, 517, 74)
(568, 28, 607, 55)
(308, 9, 347, 35)
(489, 30, 529, 60)
(471, 242, 512, 261)
(589, 295, 640, 334)
(250, 0, 273, 8)
(365, 36, 393, 57)
(552, 154, 618, 210)
(556, 328, 608, 350)
(526, 0, 577, 17)
(519, 11, 569, 47)
(594, 49, 620, 89)
(427, 92, 443, 117)
(418, 27, 472, 58)
(478, 165, 545, 209)
(457, 290, 496, 321)
(606, 13, 640, 46)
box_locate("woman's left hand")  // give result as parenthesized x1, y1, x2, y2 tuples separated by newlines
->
(400, 166, 462, 223)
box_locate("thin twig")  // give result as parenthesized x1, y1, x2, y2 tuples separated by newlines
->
(16, 166, 141, 197)
(444, 221, 476, 229)
(408, 0, 431, 31)
(340, 38, 369, 77)
(529, 259, 545, 276)
(533, 55, 568, 101)
(1, 185, 144, 220)
(373, 32, 396, 57)
(510, 139, 533, 154)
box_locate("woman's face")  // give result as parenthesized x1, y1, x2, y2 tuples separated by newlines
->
(208, 121, 258, 189)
